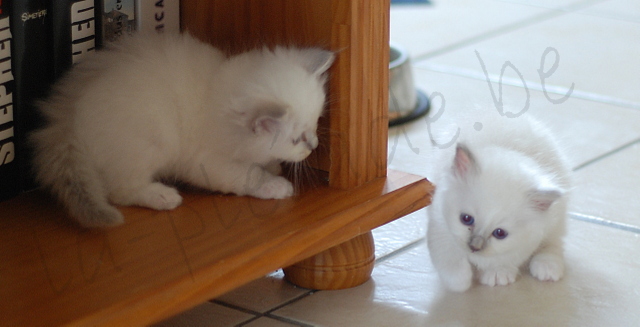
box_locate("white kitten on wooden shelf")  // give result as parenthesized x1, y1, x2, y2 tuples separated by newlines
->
(427, 114, 571, 292)
(30, 32, 334, 228)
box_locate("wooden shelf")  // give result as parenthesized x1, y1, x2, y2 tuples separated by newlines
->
(0, 170, 432, 326)
(0, 1, 436, 325)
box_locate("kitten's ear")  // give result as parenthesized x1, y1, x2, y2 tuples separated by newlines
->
(528, 188, 563, 211)
(298, 48, 335, 76)
(453, 144, 477, 179)
(251, 104, 287, 135)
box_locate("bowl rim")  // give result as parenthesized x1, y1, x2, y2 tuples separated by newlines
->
(389, 42, 410, 70)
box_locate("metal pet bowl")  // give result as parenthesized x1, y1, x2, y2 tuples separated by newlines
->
(388, 43, 430, 127)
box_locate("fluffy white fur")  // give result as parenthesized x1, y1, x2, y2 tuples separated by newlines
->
(427, 114, 571, 292)
(30, 32, 334, 228)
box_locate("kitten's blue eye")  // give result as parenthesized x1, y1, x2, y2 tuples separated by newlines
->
(460, 214, 474, 226)
(492, 228, 508, 239)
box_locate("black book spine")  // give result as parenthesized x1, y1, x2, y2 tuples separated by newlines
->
(95, 0, 104, 49)
(51, 1, 73, 79)
(10, 0, 54, 192)
(52, 0, 99, 79)
(0, 0, 18, 202)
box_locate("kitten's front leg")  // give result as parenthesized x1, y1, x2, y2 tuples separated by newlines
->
(264, 160, 283, 176)
(189, 161, 293, 199)
(248, 175, 294, 199)
(438, 255, 474, 292)
(529, 241, 565, 282)
(242, 164, 293, 199)
(427, 217, 474, 292)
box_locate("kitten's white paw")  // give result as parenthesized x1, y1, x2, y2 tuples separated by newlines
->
(479, 267, 518, 287)
(251, 176, 294, 199)
(530, 253, 564, 282)
(137, 183, 183, 210)
(264, 161, 283, 176)
(438, 260, 474, 292)
(442, 270, 473, 293)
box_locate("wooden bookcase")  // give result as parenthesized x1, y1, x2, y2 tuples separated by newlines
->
(0, 1, 434, 326)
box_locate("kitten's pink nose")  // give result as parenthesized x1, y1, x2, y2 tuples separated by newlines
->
(468, 235, 485, 252)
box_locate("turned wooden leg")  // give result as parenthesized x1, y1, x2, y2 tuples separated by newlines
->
(283, 231, 375, 290)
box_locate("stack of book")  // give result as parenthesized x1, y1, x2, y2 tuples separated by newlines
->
(0, 0, 180, 202)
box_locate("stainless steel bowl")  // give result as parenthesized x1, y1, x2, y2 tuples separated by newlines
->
(389, 43, 430, 126)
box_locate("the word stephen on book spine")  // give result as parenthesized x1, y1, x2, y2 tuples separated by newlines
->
(10, 0, 54, 193)
(0, 1, 17, 202)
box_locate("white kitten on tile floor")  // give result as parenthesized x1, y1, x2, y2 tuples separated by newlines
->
(427, 114, 571, 292)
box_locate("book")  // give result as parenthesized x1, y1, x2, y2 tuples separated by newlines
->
(102, 1, 179, 43)
(102, 0, 135, 42)
(10, 0, 55, 192)
(52, 0, 100, 79)
(95, 0, 104, 49)
(135, 0, 180, 34)
(0, 0, 178, 202)
(0, 0, 18, 202)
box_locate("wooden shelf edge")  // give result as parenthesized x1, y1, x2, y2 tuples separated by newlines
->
(0, 170, 433, 327)
(90, 171, 433, 326)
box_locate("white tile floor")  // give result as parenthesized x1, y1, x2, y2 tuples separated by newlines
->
(157, 1, 640, 325)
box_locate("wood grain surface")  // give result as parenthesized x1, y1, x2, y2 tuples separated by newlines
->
(0, 170, 433, 326)
(283, 231, 376, 290)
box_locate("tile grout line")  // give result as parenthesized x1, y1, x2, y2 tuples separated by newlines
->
(375, 237, 426, 265)
(496, 0, 640, 25)
(213, 290, 317, 327)
(234, 316, 262, 327)
(209, 299, 264, 317)
(261, 314, 316, 327)
(574, 11, 640, 25)
(413, 0, 606, 61)
(572, 137, 640, 171)
(569, 212, 640, 234)
(263, 290, 317, 315)
(261, 291, 318, 327)
(414, 62, 640, 111)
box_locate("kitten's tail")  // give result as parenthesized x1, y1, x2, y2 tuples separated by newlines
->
(30, 117, 124, 228)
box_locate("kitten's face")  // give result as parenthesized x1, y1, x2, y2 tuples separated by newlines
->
(269, 117, 320, 163)
(442, 144, 562, 258)
(443, 181, 545, 258)
(245, 74, 325, 163)
(237, 47, 333, 164)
